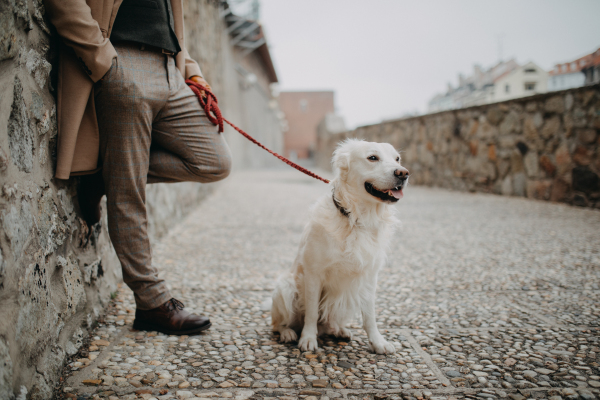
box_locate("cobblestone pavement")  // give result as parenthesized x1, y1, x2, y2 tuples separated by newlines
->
(61, 169, 600, 400)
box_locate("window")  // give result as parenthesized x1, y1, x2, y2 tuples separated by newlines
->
(525, 82, 536, 91)
(525, 68, 536, 73)
(299, 99, 308, 113)
(505, 84, 510, 93)
(571, 62, 577, 70)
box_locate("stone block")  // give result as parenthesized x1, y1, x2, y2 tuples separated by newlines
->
(525, 101, 537, 112)
(16, 260, 58, 363)
(476, 120, 498, 141)
(486, 107, 504, 126)
(2, 200, 35, 257)
(59, 256, 86, 316)
(25, 49, 52, 89)
(572, 166, 599, 194)
(581, 89, 596, 106)
(499, 111, 520, 135)
(572, 107, 588, 128)
(0, 339, 13, 400)
(469, 141, 478, 156)
(513, 172, 527, 196)
(555, 143, 572, 175)
(0, 147, 7, 172)
(565, 93, 574, 111)
(523, 115, 539, 140)
(539, 155, 556, 176)
(0, 6, 18, 60)
(510, 151, 524, 173)
(572, 146, 592, 166)
(501, 176, 512, 196)
(544, 96, 565, 114)
(487, 144, 496, 161)
(8, 77, 34, 173)
(38, 188, 68, 255)
(526, 180, 551, 200)
(83, 258, 102, 284)
(497, 159, 510, 179)
(541, 115, 562, 139)
(550, 179, 569, 202)
(576, 128, 597, 144)
(524, 152, 539, 177)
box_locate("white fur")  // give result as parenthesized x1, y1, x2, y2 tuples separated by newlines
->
(271, 139, 408, 354)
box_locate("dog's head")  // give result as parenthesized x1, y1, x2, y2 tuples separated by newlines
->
(332, 139, 409, 204)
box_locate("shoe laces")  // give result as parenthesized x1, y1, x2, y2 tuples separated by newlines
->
(165, 298, 185, 311)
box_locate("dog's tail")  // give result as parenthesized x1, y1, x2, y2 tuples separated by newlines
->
(271, 272, 298, 329)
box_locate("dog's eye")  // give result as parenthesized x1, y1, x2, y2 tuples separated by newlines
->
(396, 157, 400, 162)
(367, 155, 379, 161)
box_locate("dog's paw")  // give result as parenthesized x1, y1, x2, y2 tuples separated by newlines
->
(369, 338, 396, 355)
(279, 328, 298, 343)
(298, 334, 319, 352)
(333, 326, 353, 341)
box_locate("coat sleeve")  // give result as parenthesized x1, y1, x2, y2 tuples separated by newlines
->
(183, 46, 204, 79)
(44, 0, 117, 83)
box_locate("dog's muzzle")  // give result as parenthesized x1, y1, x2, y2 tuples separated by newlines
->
(364, 179, 406, 203)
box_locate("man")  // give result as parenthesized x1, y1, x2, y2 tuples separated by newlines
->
(44, 0, 232, 335)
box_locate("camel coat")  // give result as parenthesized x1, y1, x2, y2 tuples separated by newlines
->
(44, 0, 203, 179)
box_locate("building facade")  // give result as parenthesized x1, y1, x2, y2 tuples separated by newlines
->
(548, 50, 595, 91)
(428, 60, 520, 112)
(428, 60, 549, 112)
(582, 47, 600, 86)
(490, 62, 548, 103)
(279, 91, 335, 159)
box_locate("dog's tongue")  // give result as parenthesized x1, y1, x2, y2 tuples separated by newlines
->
(390, 188, 403, 199)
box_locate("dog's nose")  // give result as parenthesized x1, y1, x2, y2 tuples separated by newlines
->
(394, 168, 409, 178)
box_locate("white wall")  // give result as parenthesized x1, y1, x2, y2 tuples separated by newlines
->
(548, 72, 585, 91)
(491, 62, 548, 103)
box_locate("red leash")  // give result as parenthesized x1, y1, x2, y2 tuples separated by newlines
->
(186, 79, 330, 185)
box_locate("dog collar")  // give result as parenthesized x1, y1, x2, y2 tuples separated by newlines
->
(332, 194, 350, 218)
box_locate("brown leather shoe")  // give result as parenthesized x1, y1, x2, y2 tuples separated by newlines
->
(133, 298, 211, 335)
(77, 171, 105, 227)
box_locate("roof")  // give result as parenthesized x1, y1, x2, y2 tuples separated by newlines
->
(549, 47, 600, 76)
(220, 3, 278, 83)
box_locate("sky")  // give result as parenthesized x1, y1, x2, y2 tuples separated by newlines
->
(247, 0, 600, 129)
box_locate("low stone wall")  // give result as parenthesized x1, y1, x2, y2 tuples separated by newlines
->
(0, 0, 283, 398)
(317, 85, 600, 208)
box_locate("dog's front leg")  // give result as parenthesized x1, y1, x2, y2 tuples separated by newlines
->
(298, 273, 320, 352)
(361, 290, 395, 355)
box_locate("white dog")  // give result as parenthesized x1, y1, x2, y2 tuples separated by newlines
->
(271, 139, 409, 354)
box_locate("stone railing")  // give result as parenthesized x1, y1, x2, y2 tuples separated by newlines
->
(317, 85, 600, 208)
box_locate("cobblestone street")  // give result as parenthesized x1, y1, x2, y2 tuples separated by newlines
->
(62, 169, 600, 400)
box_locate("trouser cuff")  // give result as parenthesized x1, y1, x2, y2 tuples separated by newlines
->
(133, 283, 172, 310)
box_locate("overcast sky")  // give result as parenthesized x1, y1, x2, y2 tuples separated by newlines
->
(254, 0, 600, 129)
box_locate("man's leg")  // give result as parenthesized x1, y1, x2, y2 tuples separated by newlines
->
(147, 56, 232, 185)
(95, 43, 173, 310)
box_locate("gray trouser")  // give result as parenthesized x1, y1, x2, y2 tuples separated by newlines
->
(94, 43, 232, 309)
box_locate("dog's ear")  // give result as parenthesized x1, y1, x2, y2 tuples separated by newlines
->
(332, 146, 350, 175)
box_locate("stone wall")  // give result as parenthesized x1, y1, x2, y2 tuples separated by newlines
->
(317, 85, 600, 208)
(184, 1, 285, 170)
(0, 0, 283, 398)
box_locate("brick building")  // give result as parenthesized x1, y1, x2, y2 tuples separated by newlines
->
(279, 91, 335, 159)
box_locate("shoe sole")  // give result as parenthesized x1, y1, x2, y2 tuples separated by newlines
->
(132, 320, 212, 336)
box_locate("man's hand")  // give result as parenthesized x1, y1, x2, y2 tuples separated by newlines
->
(189, 75, 212, 98)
